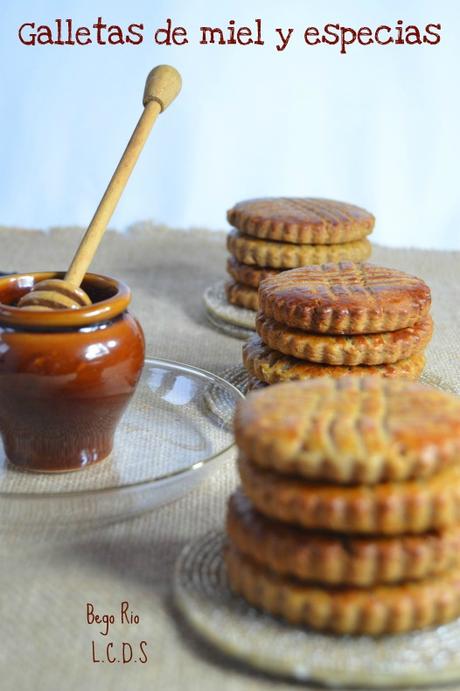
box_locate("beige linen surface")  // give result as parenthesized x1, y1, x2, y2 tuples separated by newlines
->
(0, 224, 459, 691)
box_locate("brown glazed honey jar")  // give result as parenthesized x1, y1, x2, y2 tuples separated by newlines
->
(0, 272, 145, 472)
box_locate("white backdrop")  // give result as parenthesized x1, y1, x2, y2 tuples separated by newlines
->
(0, 0, 459, 248)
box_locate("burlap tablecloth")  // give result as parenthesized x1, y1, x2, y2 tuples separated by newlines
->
(0, 224, 458, 691)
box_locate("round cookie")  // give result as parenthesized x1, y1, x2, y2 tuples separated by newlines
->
(225, 546, 460, 635)
(243, 336, 425, 385)
(258, 262, 431, 333)
(226, 257, 281, 288)
(234, 377, 460, 484)
(227, 230, 371, 269)
(227, 198, 375, 245)
(225, 280, 259, 311)
(238, 455, 460, 534)
(227, 490, 460, 586)
(255, 313, 433, 365)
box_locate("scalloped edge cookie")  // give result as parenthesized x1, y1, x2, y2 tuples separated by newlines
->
(227, 198, 375, 245)
(225, 280, 259, 311)
(243, 336, 425, 385)
(258, 262, 431, 333)
(235, 377, 460, 484)
(227, 490, 460, 585)
(225, 546, 460, 635)
(238, 455, 460, 534)
(227, 231, 371, 269)
(226, 257, 281, 288)
(256, 313, 433, 365)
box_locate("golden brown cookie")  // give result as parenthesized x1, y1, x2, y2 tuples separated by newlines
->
(227, 198, 375, 245)
(225, 546, 460, 635)
(235, 377, 460, 484)
(243, 337, 425, 385)
(225, 280, 259, 311)
(258, 262, 431, 333)
(227, 230, 371, 269)
(238, 455, 460, 534)
(256, 313, 433, 366)
(226, 257, 281, 289)
(227, 490, 460, 585)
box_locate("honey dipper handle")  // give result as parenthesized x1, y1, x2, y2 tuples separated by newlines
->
(65, 65, 182, 287)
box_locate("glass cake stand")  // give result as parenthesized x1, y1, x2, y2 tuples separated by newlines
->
(0, 358, 243, 535)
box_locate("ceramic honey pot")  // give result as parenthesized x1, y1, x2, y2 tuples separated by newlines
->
(0, 271, 145, 472)
(0, 65, 182, 472)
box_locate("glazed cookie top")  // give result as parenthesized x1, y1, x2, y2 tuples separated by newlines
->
(227, 198, 375, 245)
(258, 262, 431, 333)
(234, 377, 460, 484)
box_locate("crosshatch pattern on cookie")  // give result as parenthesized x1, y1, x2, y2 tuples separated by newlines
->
(227, 198, 375, 245)
(234, 378, 460, 483)
(258, 262, 431, 333)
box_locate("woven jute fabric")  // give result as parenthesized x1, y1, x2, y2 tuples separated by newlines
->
(0, 223, 458, 691)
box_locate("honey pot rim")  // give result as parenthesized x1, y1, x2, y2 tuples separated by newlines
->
(0, 272, 131, 329)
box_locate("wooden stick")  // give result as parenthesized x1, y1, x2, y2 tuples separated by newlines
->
(65, 65, 181, 287)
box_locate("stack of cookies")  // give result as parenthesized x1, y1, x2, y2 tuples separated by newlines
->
(225, 198, 374, 312)
(226, 378, 460, 635)
(243, 261, 433, 387)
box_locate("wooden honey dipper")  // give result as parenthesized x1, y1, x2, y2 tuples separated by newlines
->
(18, 65, 182, 310)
